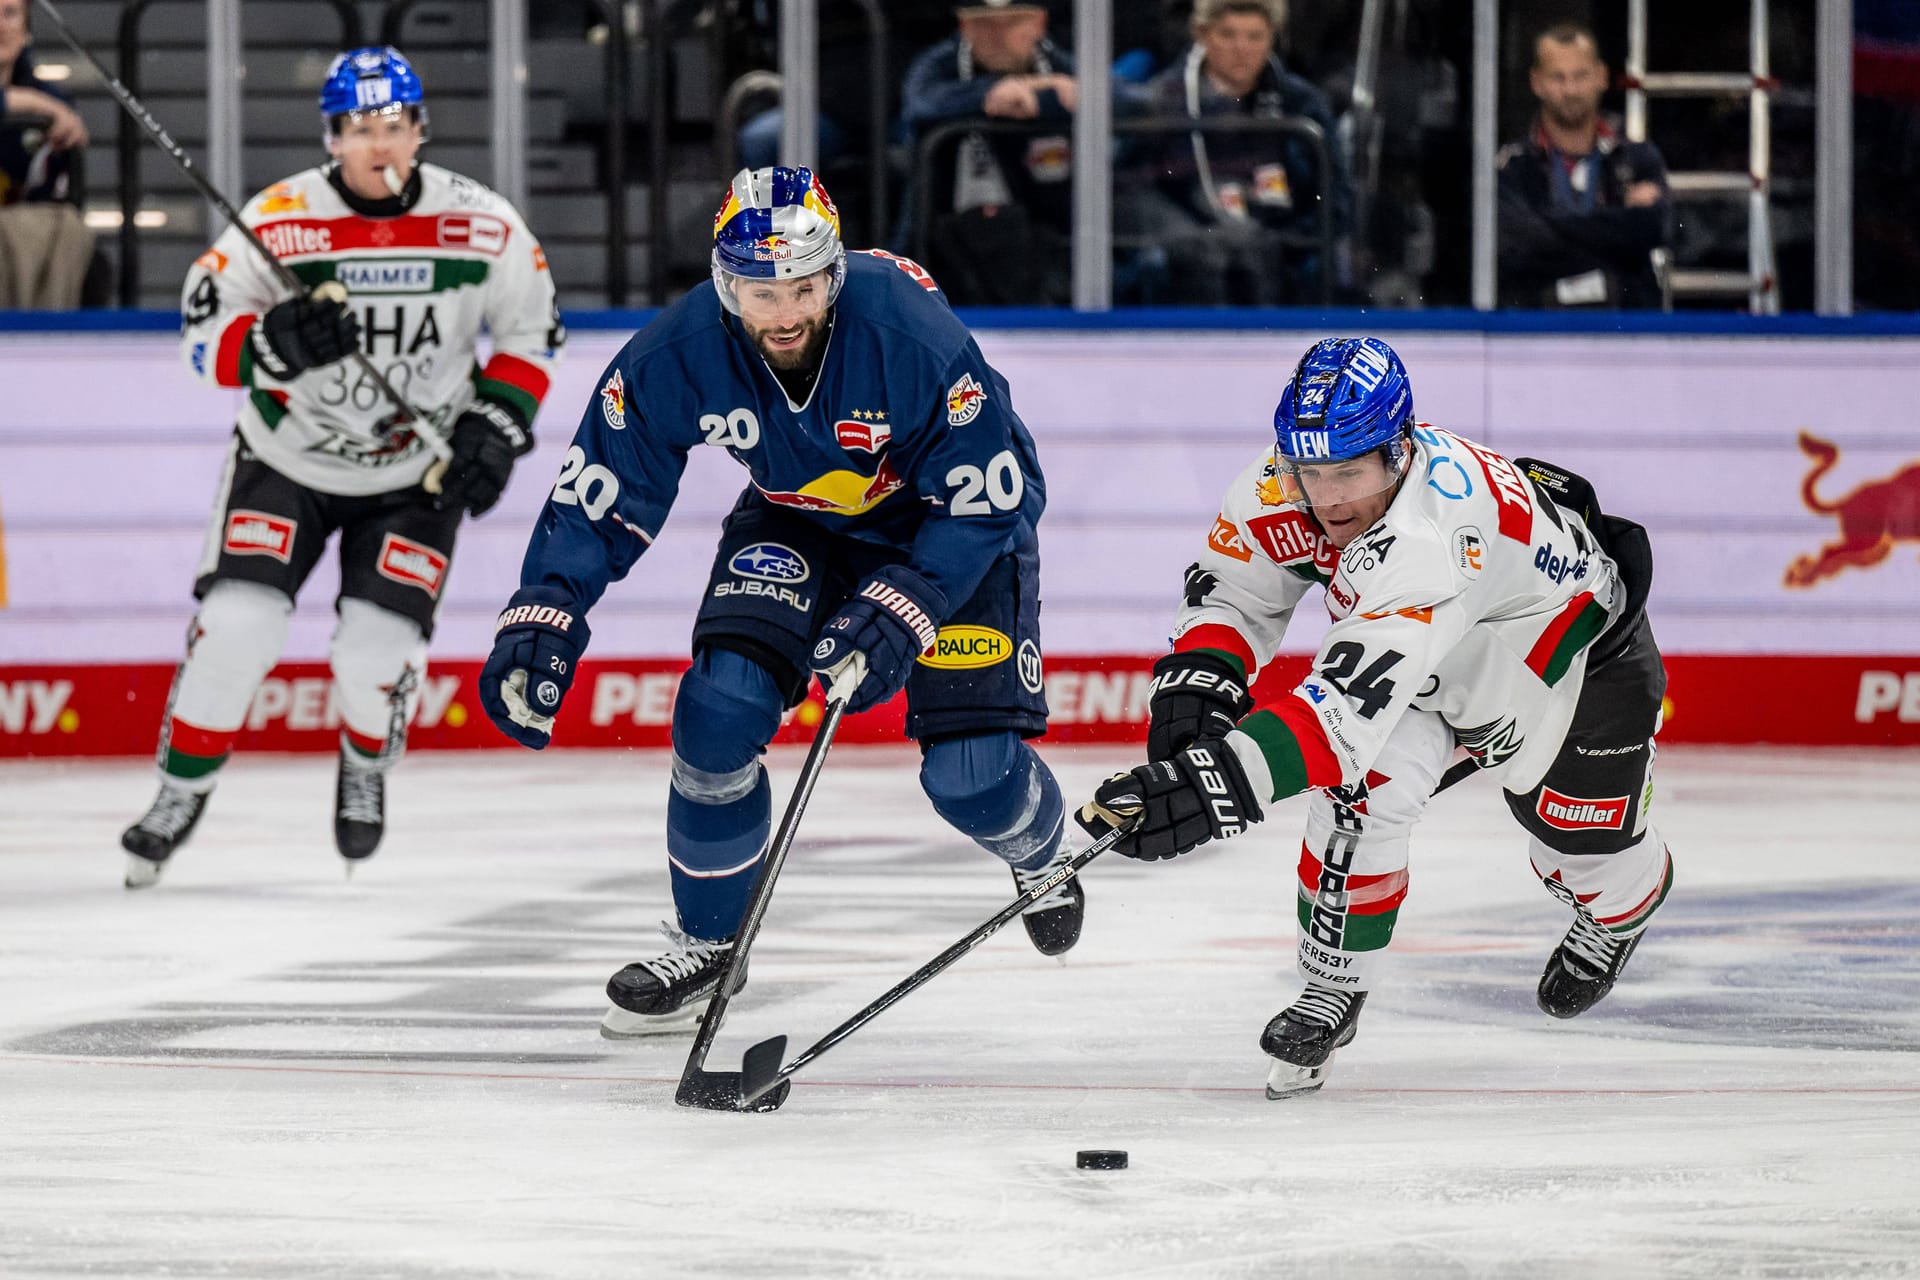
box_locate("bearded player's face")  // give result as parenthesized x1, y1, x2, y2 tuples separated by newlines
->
(734, 272, 833, 370)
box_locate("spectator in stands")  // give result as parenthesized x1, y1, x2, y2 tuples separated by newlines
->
(0, 0, 93, 308)
(1120, 0, 1351, 306)
(899, 0, 1145, 304)
(1497, 23, 1670, 309)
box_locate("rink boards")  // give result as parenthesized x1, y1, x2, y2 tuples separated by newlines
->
(2, 322, 1918, 753)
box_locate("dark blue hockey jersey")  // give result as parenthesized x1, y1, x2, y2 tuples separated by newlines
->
(519, 251, 1047, 621)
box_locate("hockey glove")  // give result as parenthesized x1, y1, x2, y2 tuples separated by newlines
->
(1075, 739, 1264, 861)
(479, 586, 592, 749)
(435, 399, 534, 517)
(1146, 651, 1253, 762)
(808, 565, 947, 714)
(251, 283, 360, 380)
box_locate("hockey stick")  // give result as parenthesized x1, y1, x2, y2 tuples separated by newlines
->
(736, 817, 1136, 1109)
(674, 689, 852, 1112)
(736, 753, 1486, 1107)
(31, 0, 451, 478)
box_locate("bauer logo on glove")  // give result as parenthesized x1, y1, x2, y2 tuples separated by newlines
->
(1075, 741, 1264, 861)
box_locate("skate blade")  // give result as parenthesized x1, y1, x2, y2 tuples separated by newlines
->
(599, 1001, 709, 1040)
(123, 854, 165, 890)
(1264, 1059, 1333, 1100)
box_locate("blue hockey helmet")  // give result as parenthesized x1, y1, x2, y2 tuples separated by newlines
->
(710, 166, 847, 315)
(320, 46, 429, 139)
(1271, 337, 1416, 509)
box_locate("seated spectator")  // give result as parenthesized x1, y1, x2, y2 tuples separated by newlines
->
(900, 0, 1137, 305)
(1, 0, 93, 309)
(1119, 0, 1351, 307)
(1497, 23, 1670, 309)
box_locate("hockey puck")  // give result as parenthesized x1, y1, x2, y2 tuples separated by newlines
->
(1075, 1149, 1127, 1170)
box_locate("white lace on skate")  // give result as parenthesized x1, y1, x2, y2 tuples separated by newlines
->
(1287, 983, 1358, 1028)
(337, 763, 383, 826)
(1561, 910, 1626, 979)
(1012, 849, 1076, 915)
(132, 785, 203, 841)
(599, 923, 735, 1040)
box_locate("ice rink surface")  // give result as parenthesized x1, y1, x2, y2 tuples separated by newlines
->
(3, 743, 1918, 1279)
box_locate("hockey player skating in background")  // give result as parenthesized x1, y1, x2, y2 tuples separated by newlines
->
(478, 166, 1081, 1037)
(1078, 337, 1674, 1097)
(120, 47, 563, 887)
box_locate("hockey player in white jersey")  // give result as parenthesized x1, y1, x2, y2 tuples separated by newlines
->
(120, 46, 563, 886)
(1078, 336, 1673, 1096)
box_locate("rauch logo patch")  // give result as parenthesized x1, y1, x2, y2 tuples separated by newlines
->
(917, 625, 1012, 670)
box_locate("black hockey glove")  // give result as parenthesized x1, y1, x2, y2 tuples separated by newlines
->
(251, 284, 360, 380)
(808, 565, 948, 714)
(1075, 739, 1264, 861)
(479, 587, 592, 749)
(1146, 650, 1253, 762)
(435, 399, 534, 517)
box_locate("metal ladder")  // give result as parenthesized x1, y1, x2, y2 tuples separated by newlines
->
(1622, 0, 1779, 314)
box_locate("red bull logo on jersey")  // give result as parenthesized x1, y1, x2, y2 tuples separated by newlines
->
(600, 370, 628, 430)
(224, 511, 295, 563)
(753, 456, 904, 516)
(946, 373, 988, 426)
(377, 533, 447, 596)
(1784, 431, 1920, 587)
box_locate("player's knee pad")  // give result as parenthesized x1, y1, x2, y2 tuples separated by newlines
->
(671, 646, 784, 780)
(330, 597, 427, 758)
(172, 580, 294, 730)
(919, 732, 1064, 870)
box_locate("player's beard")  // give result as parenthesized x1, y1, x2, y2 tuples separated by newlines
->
(746, 310, 831, 372)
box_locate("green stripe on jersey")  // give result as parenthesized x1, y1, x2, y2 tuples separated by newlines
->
(470, 363, 538, 424)
(249, 389, 288, 428)
(1543, 599, 1611, 687)
(1235, 709, 1311, 802)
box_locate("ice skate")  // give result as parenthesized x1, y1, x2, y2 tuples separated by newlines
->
(601, 924, 742, 1039)
(120, 781, 210, 889)
(334, 754, 385, 869)
(1010, 844, 1086, 957)
(1260, 985, 1368, 1099)
(1538, 909, 1646, 1019)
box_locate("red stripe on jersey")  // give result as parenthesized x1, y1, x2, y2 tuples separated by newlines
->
(1266, 694, 1343, 788)
(1172, 623, 1257, 678)
(1525, 591, 1597, 678)
(168, 716, 236, 758)
(480, 352, 551, 402)
(252, 213, 513, 259)
(214, 313, 257, 387)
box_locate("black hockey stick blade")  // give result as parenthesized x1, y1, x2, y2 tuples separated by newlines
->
(739, 1034, 789, 1106)
(678, 1067, 790, 1113)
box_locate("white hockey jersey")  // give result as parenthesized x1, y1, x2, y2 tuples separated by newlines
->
(1174, 427, 1627, 801)
(179, 163, 562, 496)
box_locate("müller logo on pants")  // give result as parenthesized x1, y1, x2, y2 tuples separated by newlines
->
(377, 533, 447, 596)
(1535, 785, 1629, 831)
(225, 511, 295, 563)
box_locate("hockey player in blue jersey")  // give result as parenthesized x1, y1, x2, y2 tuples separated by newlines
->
(478, 166, 1081, 1036)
